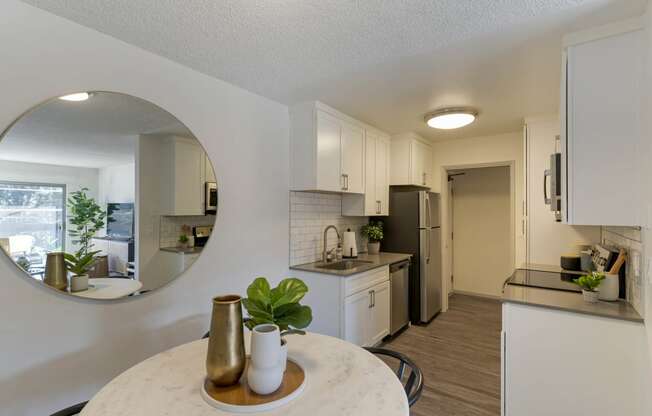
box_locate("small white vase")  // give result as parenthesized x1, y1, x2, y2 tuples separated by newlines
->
(247, 324, 283, 395)
(582, 289, 599, 303)
(70, 274, 89, 292)
(367, 242, 380, 255)
(598, 273, 619, 301)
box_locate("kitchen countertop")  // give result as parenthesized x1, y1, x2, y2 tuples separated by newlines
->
(160, 246, 204, 254)
(290, 252, 412, 276)
(503, 282, 643, 323)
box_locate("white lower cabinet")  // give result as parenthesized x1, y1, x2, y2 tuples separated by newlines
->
(502, 302, 648, 416)
(294, 265, 391, 347)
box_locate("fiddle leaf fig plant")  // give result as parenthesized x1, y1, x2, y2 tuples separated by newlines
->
(573, 272, 605, 292)
(242, 277, 312, 337)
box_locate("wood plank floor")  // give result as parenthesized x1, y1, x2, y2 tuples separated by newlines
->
(382, 294, 502, 416)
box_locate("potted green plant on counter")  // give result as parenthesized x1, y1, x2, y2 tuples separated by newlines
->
(64, 250, 100, 292)
(242, 277, 312, 371)
(573, 272, 605, 303)
(361, 221, 383, 255)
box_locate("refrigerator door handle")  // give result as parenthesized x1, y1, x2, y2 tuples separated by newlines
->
(426, 195, 432, 229)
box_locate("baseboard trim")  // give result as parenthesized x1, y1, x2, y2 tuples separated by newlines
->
(451, 289, 502, 301)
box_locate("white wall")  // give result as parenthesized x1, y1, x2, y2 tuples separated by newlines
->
(97, 162, 135, 206)
(0, 159, 99, 251)
(452, 166, 512, 297)
(432, 132, 524, 307)
(0, 2, 289, 415)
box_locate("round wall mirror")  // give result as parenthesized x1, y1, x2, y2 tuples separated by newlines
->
(0, 91, 217, 299)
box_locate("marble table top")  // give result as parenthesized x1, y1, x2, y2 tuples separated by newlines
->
(70, 278, 142, 300)
(81, 332, 409, 416)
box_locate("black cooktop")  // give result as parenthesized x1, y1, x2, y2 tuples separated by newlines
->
(506, 268, 582, 293)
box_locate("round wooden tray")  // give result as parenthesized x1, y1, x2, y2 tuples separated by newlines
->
(201, 358, 306, 413)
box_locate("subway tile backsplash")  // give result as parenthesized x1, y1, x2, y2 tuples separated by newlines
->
(290, 192, 368, 266)
(160, 215, 216, 248)
(601, 226, 643, 315)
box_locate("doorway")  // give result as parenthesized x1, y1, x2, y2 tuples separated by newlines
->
(448, 166, 513, 298)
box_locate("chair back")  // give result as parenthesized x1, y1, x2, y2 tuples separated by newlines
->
(50, 401, 88, 416)
(364, 347, 423, 407)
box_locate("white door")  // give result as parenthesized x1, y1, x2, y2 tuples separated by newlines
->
(173, 140, 204, 215)
(341, 122, 365, 194)
(368, 281, 390, 346)
(344, 290, 371, 346)
(364, 132, 377, 215)
(316, 110, 342, 192)
(375, 137, 389, 215)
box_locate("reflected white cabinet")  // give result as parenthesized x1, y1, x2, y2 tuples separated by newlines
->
(294, 265, 391, 347)
(161, 137, 205, 216)
(342, 130, 390, 216)
(390, 132, 433, 189)
(562, 22, 644, 226)
(290, 102, 366, 194)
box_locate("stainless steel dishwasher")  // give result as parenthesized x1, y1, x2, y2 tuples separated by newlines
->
(390, 259, 410, 336)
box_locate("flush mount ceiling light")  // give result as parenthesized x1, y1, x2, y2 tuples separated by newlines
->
(424, 107, 478, 130)
(58, 92, 91, 102)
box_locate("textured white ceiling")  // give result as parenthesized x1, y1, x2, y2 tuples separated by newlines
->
(0, 92, 194, 168)
(20, 0, 646, 140)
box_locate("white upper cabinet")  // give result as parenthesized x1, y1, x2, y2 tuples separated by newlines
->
(291, 102, 367, 194)
(342, 130, 390, 216)
(562, 20, 644, 226)
(390, 132, 433, 189)
(161, 136, 206, 216)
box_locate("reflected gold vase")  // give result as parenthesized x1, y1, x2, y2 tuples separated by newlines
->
(43, 252, 68, 291)
(206, 295, 246, 386)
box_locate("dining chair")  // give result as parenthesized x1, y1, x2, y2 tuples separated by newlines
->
(364, 347, 423, 407)
(50, 401, 88, 416)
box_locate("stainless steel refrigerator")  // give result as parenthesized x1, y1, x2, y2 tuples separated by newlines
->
(381, 189, 442, 324)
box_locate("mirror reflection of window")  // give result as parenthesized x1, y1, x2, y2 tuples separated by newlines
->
(0, 92, 217, 300)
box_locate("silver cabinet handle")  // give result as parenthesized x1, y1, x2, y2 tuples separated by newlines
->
(376, 200, 381, 215)
(368, 290, 373, 308)
(372, 290, 375, 307)
(341, 174, 348, 191)
(422, 172, 426, 186)
(543, 169, 551, 205)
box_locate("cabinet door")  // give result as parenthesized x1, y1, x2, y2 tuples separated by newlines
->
(205, 153, 216, 182)
(173, 140, 204, 215)
(422, 143, 433, 189)
(368, 281, 391, 346)
(316, 110, 342, 192)
(375, 137, 390, 215)
(341, 121, 365, 194)
(565, 30, 643, 225)
(364, 132, 377, 215)
(344, 289, 372, 346)
(410, 141, 425, 186)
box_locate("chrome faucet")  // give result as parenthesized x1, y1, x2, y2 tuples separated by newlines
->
(322, 225, 341, 263)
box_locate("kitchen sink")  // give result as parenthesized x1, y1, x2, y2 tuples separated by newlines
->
(315, 260, 374, 270)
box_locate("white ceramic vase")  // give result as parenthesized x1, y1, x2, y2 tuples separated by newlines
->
(70, 274, 89, 292)
(582, 289, 599, 303)
(247, 324, 283, 395)
(598, 273, 619, 301)
(367, 242, 380, 255)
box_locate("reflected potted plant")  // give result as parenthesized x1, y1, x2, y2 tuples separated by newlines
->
(242, 277, 312, 372)
(573, 272, 605, 303)
(178, 224, 193, 249)
(64, 250, 100, 292)
(361, 221, 383, 255)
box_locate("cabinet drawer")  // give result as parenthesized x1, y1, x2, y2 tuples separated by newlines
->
(344, 265, 389, 297)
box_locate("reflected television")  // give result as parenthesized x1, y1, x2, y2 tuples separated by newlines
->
(106, 203, 134, 239)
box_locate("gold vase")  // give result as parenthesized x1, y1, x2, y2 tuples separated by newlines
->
(206, 295, 246, 386)
(43, 252, 68, 291)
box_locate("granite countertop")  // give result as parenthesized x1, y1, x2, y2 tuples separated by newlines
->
(160, 246, 204, 254)
(290, 252, 412, 277)
(503, 283, 643, 323)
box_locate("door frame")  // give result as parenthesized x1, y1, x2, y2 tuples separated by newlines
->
(439, 161, 519, 311)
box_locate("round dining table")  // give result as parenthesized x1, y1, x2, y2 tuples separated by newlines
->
(81, 332, 409, 415)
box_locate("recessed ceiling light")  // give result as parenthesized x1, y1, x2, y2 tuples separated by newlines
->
(425, 108, 478, 129)
(59, 92, 91, 102)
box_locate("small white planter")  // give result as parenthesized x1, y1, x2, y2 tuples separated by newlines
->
(598, 274, 619, 301)
(367, 242, 380, 255)
(247, 324, 283, 395)
(582, 290, 599, 303)
(70, 274, 89, 292)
